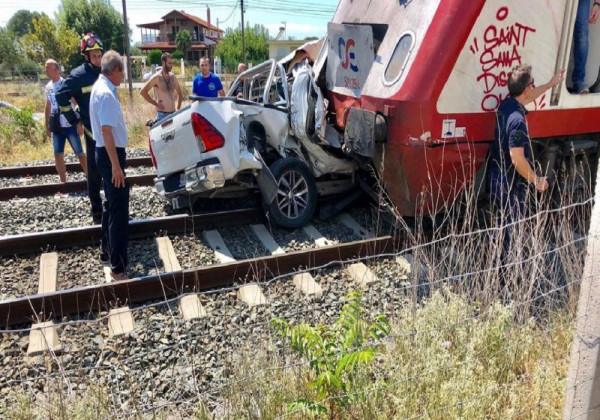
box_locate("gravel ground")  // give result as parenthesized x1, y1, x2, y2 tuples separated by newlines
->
(0, 186, 174, 236)
(0, 150, 404, 418)
(0, 255, 415, 418)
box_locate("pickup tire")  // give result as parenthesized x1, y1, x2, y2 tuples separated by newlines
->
(267, 158, 317, 228)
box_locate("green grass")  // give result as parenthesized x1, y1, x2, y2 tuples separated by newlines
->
(0, 81, 164, 164)
(0, 290, 572, 419)
(223, 290, 571, 420)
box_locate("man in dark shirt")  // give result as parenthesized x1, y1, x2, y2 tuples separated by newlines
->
(56, 33, 104, 224)
(488, 64, 563, 257)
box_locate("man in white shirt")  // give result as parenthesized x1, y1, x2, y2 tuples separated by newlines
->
(44, 59, 87, 182)
(90, 50, 130, 281)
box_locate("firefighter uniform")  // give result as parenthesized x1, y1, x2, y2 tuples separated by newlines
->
(55, 61, 103, 222)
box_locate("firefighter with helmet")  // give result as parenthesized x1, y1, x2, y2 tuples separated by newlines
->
(56, 32, 104, 224)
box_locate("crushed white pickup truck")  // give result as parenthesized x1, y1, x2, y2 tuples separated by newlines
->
(149, 53, 358, 228)
(150, 1, 600, 230)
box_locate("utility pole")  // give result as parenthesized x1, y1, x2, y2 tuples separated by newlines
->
(241, 0, 246, 65)
(122, 0, 133, 99)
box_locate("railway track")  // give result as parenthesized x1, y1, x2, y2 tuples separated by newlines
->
(0, 162, 578, 418)
(0, 216, 410, 417)
(0, 235, 397, 327)
(0, 174, 155, 200)
(0, 207, 264, 256)
(0, 205, 401, 328)
(0, 156, 152, 177)
(0, 156, 155, 200)
(0, 154, 414, 416)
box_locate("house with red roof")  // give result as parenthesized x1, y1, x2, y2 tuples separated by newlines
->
(137, 9, 224, 63)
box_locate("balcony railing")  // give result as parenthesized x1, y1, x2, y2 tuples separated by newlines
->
(149, 35, 206, 44)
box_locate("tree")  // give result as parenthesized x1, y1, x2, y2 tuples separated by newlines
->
(130, 45, 142, 56)
(58, 0, 126, 54)
(216, 24, 269, 73)
(0, 28, 20, 76)
(6, 10, 46, 37)
(0, 28, 19, 66)
(175, 29, 192, 60)
(20, 16, 80, 69)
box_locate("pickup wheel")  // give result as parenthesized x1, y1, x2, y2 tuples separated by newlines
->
(268, 158, 317, 228)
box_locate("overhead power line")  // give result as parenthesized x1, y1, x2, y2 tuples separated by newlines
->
(219, 0, 238, 24)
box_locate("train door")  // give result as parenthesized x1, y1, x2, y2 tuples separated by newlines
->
(566, 0, 600, 93)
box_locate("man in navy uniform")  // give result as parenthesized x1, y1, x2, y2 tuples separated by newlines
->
(56, 33, 104, 224)
(488, 64, 563, 260)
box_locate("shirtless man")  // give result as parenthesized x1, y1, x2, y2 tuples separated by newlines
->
(140, 52, 183, 120)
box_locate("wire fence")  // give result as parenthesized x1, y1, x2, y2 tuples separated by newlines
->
(0, 187, 596, 418)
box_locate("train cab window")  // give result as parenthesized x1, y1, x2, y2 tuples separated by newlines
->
(383, 31, 415, 85)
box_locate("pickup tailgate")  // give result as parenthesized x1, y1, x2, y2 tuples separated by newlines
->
(150, 100, 244, 178)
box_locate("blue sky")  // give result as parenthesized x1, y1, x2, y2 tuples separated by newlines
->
(0, 0, 338, 43)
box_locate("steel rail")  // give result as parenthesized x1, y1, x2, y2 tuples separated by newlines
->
(0, 174, 156, 201)
(0, 156, 153, 177)
(0, 207, 264, 257)
(0, 236, 397, 327)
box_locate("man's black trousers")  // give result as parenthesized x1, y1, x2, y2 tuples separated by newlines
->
(96, 146, 129, 274)
(84, 131, 103, 221)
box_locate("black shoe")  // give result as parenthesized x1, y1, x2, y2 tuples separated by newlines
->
(92, 213, 102, 225)
(111, 270, 130, 281)
(100, 254, 110, 267)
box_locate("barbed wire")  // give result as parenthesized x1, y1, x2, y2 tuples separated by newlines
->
(0, 268, 592, 392)
(0, 183, 596, 417)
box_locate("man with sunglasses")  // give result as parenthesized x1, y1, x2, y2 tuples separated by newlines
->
(488, 64, 564, 262)
(56, 32, 104, 224)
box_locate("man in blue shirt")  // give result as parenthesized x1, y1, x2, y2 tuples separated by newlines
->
(192, 57, 225, 97)
(488, 64, 563, 260)
(90, 50, 130, 281)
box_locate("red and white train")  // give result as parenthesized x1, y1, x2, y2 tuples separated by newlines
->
(323, 0, 599, 216)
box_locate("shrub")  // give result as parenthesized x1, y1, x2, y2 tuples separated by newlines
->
(272, 291, 389, 418)
(147, 49, 162, 65)
(130, 59, 141, 79)
(0, 106, 43, 143)
(172, 50, 183, 60)
(0, 105, 45, 162)
(14, 59, 41, 80)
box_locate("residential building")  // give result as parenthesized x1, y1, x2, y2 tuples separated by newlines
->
(268, 39, 306, 61)
(137, 9, 224, 63)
